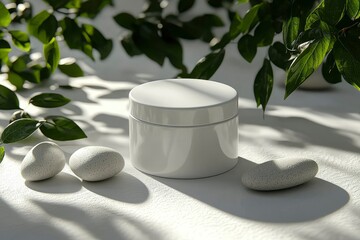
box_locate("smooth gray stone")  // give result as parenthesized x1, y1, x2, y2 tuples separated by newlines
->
(241, 158, 318, 191)
(21, 142, 66, 181)
(69, 146, 124, 181)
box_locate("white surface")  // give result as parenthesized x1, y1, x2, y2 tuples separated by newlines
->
(1, 1, 360, 240)
(129, 79, 238, 126)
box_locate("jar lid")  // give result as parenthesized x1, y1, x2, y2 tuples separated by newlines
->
(129, 79, 238, 126)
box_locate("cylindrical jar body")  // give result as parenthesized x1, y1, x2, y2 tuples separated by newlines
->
(129, 79, 239, 178)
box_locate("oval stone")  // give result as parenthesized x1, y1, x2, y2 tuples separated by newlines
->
(21, 141, 66, 181)
(241, 158, 318, 191)
(69, 146, 124, 181)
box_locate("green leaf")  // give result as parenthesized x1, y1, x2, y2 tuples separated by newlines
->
(333, 41, 360, 90)
(58, 58, 84, 77)
(60, 17, 83, 49)
(0, 2, 11, 27)
(78, 0, 113, 19)
(1, 119, 41, 143)
(305, 2, 325, 30)
(9, 110, 32, 123)
(44, 38, 60, 73)
(254, 58, 273, 111)
(9, 30, 31, 52)
(211, 33, 231, 50)
(29, 93, 70, 108)
(323, 0, 345, 25)
(322, 51, 342, 84)
(0, 146, 4, 163)
(253, 21, 275, 47)
(113, 12, 137, 30)
(40, 116, 87, 141)
(121, 34, 142, 56)
(268, 42, 291, 70)
(229, 13, 242, 39)
(346, 0, 360, 20)
(0, 39, 11, 61)
(239, 3, 263, 33)
(338, 26, 360, 62)
(28, 11, 58, 44)
(237, 34, 257, 63)
(283, 17, 300, 49)
(0, 85, 20, 110)
(133, 23, 166, 65)
(285, 32, 332, 98)
(82, 24, 113, 60)
(189, 49, 225, 79)
(178, 0, 195, 13)
(8, 72, 25, 89)
(44, 0, 71, 10)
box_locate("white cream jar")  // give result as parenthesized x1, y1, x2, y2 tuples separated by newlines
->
(129, 79, 238, 178)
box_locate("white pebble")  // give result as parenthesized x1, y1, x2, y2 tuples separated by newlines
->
(21, 142, 66, 181)
(69, 146, 124, 181)
(241, 157, 318, 191)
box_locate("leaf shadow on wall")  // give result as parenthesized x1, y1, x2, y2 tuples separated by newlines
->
(152, 157, 349, 223)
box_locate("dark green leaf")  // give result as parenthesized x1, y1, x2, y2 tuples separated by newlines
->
(60, 17, 83, 49)
(254, 58, 273, 111)
(178, 0, 195, 13)
(40, 116, 87, 141)
(323, 0, 345, 25)
(254, 21, 275, 47)
(338, 26, 360, 62)
(0, 2, 11, 27)
(285, 32, 332, 98)
(322, 51, 342, 84)
(239, 3, 263, 33)
(0, 85, 20, 110)
(305, 2, 324, 30)
(346, 0, 360, 20)
(237, 34, 257, 63)
(29, 93, 70, 108)
(113, 12, 137, 30)
(44, 0, 71, 10)
(133, 23, 166, 65)
(268, 42, 291, 70)
(78, 0, 113, 19)
(44, 38, 60, 73)
(58, 58, 84, 77)
(1, 119, 41, 143)
(28, 11, 58, 44)
(189, 49, 225, 79)
(164, 37, 186, 71)
(82, 24, 113, 60)
(211, 33, 231, 50)
(229, 13, 242, 39)
(9, 30, 31, 52)
(333, 41, 360, 90)
(283, 17, 300, 49)
(8, 72, 25, 89)
(121, 34, 142, 56)
(0, 146, 4, 163)
(0, 39, 11, 61)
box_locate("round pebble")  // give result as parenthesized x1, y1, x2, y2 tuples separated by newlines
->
(69, 146, 124, 181)
(21, 141, 66, 181)
(241, 157, 318, 191)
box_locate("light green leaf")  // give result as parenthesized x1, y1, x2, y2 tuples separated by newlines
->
(44, 38, 60, 73)
(254, 58, 273, 111)
(1, 119, 41, 143)
(0, 2, 11, 27)
(8, 72, 25, 90)
(229, 13, 242, 39)
(346, 0, 360, 20)
(0, 146, 4, 163)
(239, 3, 263, 33)
(28, 10, 58, 44)
(40, 116, 87, 141)
(285, 32, 332, 98)
(0, 39, 11, 61)
(9, 30, 31, 52)
(0, 85, 20, 110)
(29, 93, 71, 108)
(283, 17, 300, 49)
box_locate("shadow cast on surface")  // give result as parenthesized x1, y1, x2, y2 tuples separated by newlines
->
(93, 113, 129, 135)
(82, 172, 149, 204)
(239, 108, 360, 154)
(153, 157, 349, 223)
(25, 172, 82, 194)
